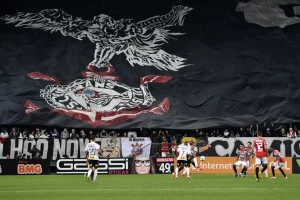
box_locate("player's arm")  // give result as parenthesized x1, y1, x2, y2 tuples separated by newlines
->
(252, 141, 255, 158)
(237, 154, 239, 161)
(264, 141, 268, 155)
(85, 151, 89, 164)
(97, 144, 102, 157)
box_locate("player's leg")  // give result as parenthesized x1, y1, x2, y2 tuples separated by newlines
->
(271, 162, 276, 179)
(192, 156, 201, 170)
(255, 158, 261, 181)
(278, 162, 287, 178)
(241, 162, 248, 178)
(191, 156, 196, 168)
(260, 157, 268, 175)
(93, 161, 99, 182)
(185, 162, 191, 179)
(178, 163, 184, 173)
(86, 160, 94, 182)
(174, 162, 182, 178)
(233, 161, 240, 177)
(182, 162, 188, 178)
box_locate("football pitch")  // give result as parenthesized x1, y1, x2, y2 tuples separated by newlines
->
(0, 174, 299, 200)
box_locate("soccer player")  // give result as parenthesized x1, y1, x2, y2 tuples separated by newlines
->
(174, 141, 191, 179)
(85, 135, 101, 182)
(253, 131, 268, 182)
(233, 144, 248, 178)
(269, 146, 287, 179)
(189, 140, 201, 171)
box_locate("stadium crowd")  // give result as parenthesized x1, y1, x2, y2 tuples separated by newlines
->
(0, 122, 298, 144)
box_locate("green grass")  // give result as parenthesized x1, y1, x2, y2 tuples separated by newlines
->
(0, 174, 299, 200)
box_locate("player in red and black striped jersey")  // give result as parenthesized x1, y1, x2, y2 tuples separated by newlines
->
(269, 146, 287, 179)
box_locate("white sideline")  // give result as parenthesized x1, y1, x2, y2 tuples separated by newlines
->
(0, 188, 297, 193)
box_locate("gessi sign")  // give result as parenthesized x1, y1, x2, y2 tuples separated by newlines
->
(174, 157, 292, 174)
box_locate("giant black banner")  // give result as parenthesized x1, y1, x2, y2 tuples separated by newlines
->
(1, 0, 300, 129)
(0, 159, 50, 175)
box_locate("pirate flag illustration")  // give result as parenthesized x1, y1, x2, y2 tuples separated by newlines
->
(1, 5, 193, 71)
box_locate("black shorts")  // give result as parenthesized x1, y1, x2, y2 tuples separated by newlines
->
(177, 160, 187, 166)
(88, 160, 99, 169)
(187, 155, 193, 164)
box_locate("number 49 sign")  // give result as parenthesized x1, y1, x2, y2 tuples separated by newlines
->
(156, 158, 174, 174)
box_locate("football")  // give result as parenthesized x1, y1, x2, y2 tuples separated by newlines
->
(200, 156, 205, 161)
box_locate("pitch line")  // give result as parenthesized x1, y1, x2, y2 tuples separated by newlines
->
(0, 188, 298, 193)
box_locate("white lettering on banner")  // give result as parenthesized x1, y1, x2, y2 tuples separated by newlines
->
(10, 139, 23, 158)
(56, 158, 128, 174)
(57, 159, 73, 170)
(206, 137, 300, 157)
(66, 139, 78, 158)
(202, 163, 234, 170)
(23, 140, 37, 159)
(121, 137, 152, 157)
(79, 139, 89, 159)
(36, 139, 48, 159)
(53, 139, 66, 160)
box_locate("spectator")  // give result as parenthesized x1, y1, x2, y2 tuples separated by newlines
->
(51, 128, 59, 139)
(29, 145, 41, 159)
(161, 139, 169, 157)
(171, 135, 177, 145)
(210, 130, 215, 137)
(128, 130, 137, 138)
(28, 131, 35, 140)
(18, 130, 25, 139)
(89, 130, 94, 137)
(265, 128, 272, 137)
(0, 129, 9, 143)
(70, 129, 79, 139)
(240, 128, 247, 137)
(236, 132, 240, 137)
(108, 131, 117, 137)
(100, 130, 108, 138)
(61, 128, 69, 139)
(9, 127, 18, 139)
(280, 128, 286, 137)
(230, 131, 235, 138)
(223, 129, 230, 138)
(170, 141, 176, 157)
(287, 128, 297, 138)
(80, 130, 87, 138)
(40, 131, 49, 139)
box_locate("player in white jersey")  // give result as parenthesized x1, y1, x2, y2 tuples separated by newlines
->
(174, 141, 191, 179)
(85, 135, 101, 182)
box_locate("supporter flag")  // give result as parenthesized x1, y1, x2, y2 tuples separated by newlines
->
(0, 0, 300, 129)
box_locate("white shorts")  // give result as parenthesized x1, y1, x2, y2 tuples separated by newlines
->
(271, 161, 284, 169)
(255, 157, 268, 165)
(234, 161, 248, 167)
